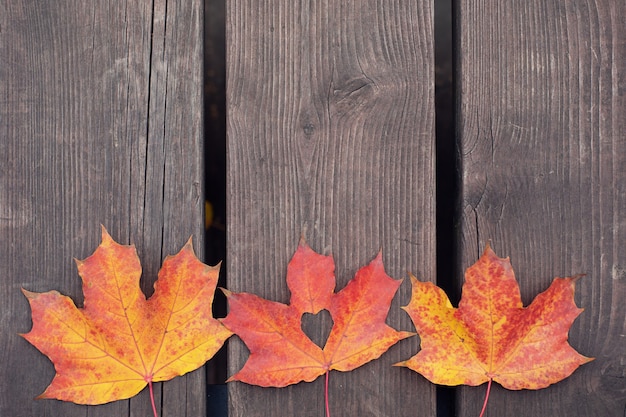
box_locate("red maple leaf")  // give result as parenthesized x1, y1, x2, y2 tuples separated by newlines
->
(222, 240, 412, 391)
(21, 227, 232, 416)
(396, 243, 592, 416)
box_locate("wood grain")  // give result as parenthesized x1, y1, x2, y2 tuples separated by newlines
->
(226, 0, 435, 415)
(456, 0, 626, 415)
(0, 0, 205, 416)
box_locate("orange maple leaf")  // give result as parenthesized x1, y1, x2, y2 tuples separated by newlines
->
(396, 243, 592, 391)
(21, 227, 232, 406)
(222, 240, 413, 388)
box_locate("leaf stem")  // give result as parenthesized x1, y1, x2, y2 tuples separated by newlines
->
(149, 381, 159, 417)
(478, 378, 492, 417)
(325, 370, 331, 417)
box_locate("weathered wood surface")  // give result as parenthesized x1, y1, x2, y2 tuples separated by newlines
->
(226, 0, 435, 416)
(0, 0, 205, 416)
(457, 0, 626, 416)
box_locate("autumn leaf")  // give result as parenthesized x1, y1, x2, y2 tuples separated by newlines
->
(396, 243, 592, 395)
(21, 226, 232, 409)
(222, 240, 413, 388)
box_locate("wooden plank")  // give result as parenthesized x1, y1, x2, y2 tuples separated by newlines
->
(0, 0, 205, 416)
(226, 0, 435, 416)
(456, 0, 626, 415)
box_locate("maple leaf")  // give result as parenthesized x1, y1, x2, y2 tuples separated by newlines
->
(21, 226, 232, 408)
(222, 240, 413, 388)
(396, 243, 592, 392)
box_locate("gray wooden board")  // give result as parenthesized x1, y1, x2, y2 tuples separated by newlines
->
(456, 0, 626, 415)
(0, 0, 206, 416)
(226, 0, 436, 416)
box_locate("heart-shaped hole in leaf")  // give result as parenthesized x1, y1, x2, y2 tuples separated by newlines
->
(301, 309, 333, 349)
